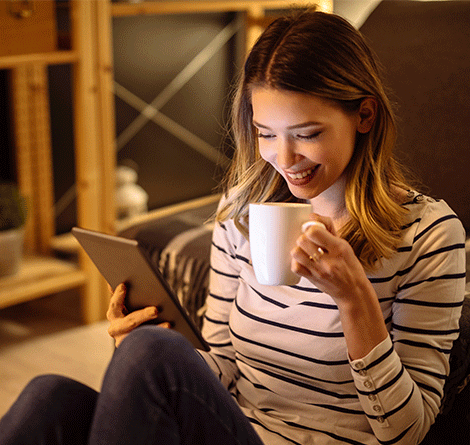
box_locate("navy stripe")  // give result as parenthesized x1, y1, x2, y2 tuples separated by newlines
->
(312, 403, 364, 415)
(230, 326, 349, 366)
(395, 243, 465, 277)
(401, 217, 421, 231)
(250, 285, 289, 308)
(240, 367, 358, 400)
(203, 314, 229, 325)
(290, 284, 323, 293)
(299, 300, 338, 309)
(212, 352, 236, 364)
(394, 338, 452, 354)
(392, 323, 460, 336)
(394, 298, 463, 308)
(208, 292, 234, 303)
(237, 351, 354, 386)
(414, 242, 465, 263)
(366, 386, 414, 421)
(235, 254, 251, 265)
(397, 272, 466, 292)
(351, 344, 393, 374)
(248, 417, 302, 445)
(370, 243, 465, 284)
(207, 340, 232, 348)
(211, 241, 234, 258)
(416, 381, 442, 397)
(414, 214, 459, 243)
(405, 364, 447, 380)
(377, 423, 414, 445)
(235, 299, 344, 338)
(210, 266, 239, 279)
(240, 372, 272, 392)
(380, 296, 395, 304)
(356, 366, 405, 396)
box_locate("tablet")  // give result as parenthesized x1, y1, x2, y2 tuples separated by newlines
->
(72, 227, 210, 351)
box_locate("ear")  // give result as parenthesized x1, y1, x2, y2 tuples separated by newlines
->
(356, 97, 377, 134)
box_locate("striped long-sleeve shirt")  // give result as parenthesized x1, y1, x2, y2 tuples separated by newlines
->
(198, 193, 466, 445)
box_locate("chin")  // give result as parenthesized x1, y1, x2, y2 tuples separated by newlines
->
(287, 186, 317, 202)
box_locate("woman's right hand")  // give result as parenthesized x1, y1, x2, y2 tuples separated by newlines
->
(106, 283, 165, 347)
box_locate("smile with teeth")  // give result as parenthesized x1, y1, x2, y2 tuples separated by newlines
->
(287, 169, 312, 180)
(286, 165, 319, 181)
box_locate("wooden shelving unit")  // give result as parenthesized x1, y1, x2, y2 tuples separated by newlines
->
(0, 0, 332, 324)
(0, 256, 86, 310)
(0, 0, 116, 323)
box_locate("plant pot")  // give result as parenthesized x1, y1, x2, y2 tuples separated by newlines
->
(0, 227, 24, 278)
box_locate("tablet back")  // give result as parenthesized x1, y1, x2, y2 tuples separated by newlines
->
(72, 227, 209, 351)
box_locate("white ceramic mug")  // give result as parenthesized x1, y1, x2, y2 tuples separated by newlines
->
(249, 202, 313, 286)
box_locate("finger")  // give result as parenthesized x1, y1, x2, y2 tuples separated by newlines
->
(306, 213, 337, 237)
(295, 232, 327, 263)
(107, 283, 114, 296)
(107, 283, 128, 321)
(302, 220, 326, 233)
(291, 259, 311, 278)
(108, 306, 159, 337)
(291, 245, 316, 270)
(112, 319, 171, 348)
(291, 250, 322, 279)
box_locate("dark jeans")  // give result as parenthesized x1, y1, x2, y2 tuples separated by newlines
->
(0, 327, 264, 445)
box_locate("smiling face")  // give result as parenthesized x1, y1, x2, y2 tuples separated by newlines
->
(251, 88, 365, 207)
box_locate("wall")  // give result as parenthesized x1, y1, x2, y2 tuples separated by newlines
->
(112, 12, 237, 213)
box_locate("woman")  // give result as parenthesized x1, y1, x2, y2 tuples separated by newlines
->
(0, 9, 466, 445)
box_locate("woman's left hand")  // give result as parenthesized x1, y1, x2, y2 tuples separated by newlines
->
(291, 215, 371, 306)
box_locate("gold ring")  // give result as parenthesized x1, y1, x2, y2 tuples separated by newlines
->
(309, 247, 325, 263)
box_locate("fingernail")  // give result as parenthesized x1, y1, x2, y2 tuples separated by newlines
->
(147, 307, 158, 317)
(302, 221, 326, 233)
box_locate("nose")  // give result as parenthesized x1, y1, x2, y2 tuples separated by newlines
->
(275, 137, 299, 170)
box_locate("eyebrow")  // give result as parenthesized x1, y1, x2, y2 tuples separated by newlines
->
(252, 121, 322, 130)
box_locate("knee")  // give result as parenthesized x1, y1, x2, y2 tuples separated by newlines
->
(20, 374, 97, 411)
(22, 374, 80, 402)
(112, 326, 197, 377)
(119, 326, 193, 360)
(0, 375, 97, 443)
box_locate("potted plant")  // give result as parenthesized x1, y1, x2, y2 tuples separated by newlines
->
(0, 183, 27, 277)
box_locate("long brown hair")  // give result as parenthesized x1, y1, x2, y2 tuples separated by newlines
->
(217, 9, 412, 270)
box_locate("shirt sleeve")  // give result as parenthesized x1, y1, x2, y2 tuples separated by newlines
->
(350, 201, 466, 444)
(197, 217, 241, 392)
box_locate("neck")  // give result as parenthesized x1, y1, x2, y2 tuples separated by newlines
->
(309, 175, 349, 229)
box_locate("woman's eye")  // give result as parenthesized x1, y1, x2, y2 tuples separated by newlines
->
(297, 131, 321, 140)
(257, 132, 275, 139)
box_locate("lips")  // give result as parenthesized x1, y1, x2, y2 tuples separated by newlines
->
(285, 165, 319, 185)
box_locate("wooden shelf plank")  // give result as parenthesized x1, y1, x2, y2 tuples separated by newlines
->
(0, 51, 79, 70)
(111, 0, 331, 17)
(0, 256, 87, 310)
(51, 232, 80, 255)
